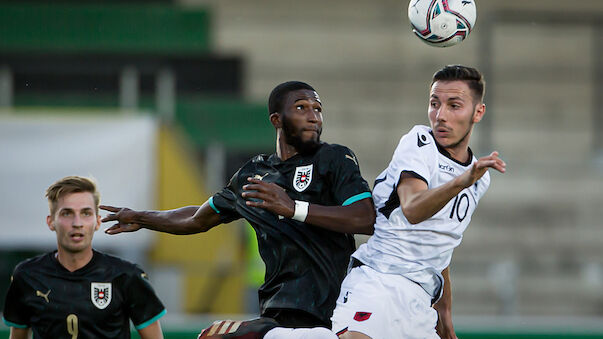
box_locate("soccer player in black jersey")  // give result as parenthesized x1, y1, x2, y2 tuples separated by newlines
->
(101, 81, 376, 333)
(2, 176, 165, 339)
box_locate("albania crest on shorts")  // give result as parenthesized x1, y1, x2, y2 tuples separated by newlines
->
(293, 164, 313, 192)
(91, 282, 112, 309)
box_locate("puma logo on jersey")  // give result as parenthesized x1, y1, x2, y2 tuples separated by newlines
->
(141, 272, 148, 279)
(36, 289, 51, 303)
(253, 173, 269, 181)
(343, 291, 351, 303)
(417, 133, 431, 147)
(462, 0, 472, 5)
(345, 154, 358, 166)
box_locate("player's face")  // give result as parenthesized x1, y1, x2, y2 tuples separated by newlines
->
(47, 191, 100, 254)
(282, 89, 323, 154)
(428, 80, 484, 150)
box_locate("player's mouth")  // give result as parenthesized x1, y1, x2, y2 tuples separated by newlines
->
(302, 127, 319, 136)
(434, 126, 451, 137)
(70, 233, 85, 241)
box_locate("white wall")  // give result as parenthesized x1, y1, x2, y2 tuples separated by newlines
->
(0, 111, 157, 262)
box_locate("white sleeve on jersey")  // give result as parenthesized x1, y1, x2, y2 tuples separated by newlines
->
(389, 125, 435, 186)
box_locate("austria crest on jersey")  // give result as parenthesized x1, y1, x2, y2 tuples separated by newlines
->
(91, 282, 112, 309)
(293, 164, 313, 192)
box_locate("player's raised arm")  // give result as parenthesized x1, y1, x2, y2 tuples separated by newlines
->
(242, 177, 375, 235)
(101, 200, 221, 235)
(398, 151, 505, 224)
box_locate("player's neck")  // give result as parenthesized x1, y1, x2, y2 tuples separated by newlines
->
(56, 248, 94, 272)
(442, 141, 469, 162)
(276, 130, 298, 161)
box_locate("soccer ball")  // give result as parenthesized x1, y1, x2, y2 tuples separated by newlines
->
(408, 0, 476, 47)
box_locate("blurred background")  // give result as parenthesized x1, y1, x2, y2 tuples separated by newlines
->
(1, 0, 602, 337)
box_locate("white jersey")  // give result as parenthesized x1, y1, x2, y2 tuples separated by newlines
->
(353, 125, 490, 299)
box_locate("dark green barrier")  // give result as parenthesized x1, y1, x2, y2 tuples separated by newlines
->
(0, 4, 210, 54)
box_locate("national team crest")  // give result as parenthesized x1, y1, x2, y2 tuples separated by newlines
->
(91, 282, 112, 309)
(293, 164, 313, 192)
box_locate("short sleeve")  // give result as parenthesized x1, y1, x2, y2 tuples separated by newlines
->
(210, 170, 242, 224)
(125, 266, 166, 330)
(2, 269, 30, 328)
(390, 128, 433, 186)
(328, 145, 372, 206)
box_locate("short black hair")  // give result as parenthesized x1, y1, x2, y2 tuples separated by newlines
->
(268, 81, 316, 115)
(431, 65, 485, 103)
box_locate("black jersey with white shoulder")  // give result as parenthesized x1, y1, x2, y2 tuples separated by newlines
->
(210, 142, 372, 326)
(2, 250, 166, 339)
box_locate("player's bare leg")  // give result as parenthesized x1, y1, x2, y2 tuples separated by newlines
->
(338, 331, 372, 339)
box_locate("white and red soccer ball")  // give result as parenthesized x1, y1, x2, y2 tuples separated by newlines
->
(408, 0, 477, 47)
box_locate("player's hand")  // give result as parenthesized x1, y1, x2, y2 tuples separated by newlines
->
(242, 177, 295, 218)
(459, 151, 506, 188)
(100, 205, 143, 234)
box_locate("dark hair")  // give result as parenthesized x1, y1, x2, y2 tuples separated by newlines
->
(268, 81, 316, 115)
(431, 65, 485, 103)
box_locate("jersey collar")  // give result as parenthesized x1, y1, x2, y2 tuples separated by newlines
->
(430, 131, 474, 166)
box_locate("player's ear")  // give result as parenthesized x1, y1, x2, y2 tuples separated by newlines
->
(472, 103, 485, 123)
(270, 112, 282, 129)
(95, 214, 101, 231)
(46, 215, 55, 231)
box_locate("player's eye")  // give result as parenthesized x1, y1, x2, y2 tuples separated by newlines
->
(296, 105, 304, 110)
(60, 210, 72, 217)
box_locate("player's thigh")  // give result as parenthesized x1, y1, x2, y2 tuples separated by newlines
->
(332, 266, 438, 339)
(331, 266, 394, 338)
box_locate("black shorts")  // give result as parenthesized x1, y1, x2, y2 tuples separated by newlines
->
(262, 308, 330, 328)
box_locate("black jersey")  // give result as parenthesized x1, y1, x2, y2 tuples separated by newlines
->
(209, 143, 372, 326)
(2, 250, 166, 339)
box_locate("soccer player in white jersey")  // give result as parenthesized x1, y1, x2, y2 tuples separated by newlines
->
(329, 65, 506, 339)
(198, 66, 505, 339)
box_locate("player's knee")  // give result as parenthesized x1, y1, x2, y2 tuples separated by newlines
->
(338, 330, 372, 339)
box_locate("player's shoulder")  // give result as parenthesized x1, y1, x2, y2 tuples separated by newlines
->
(94, 250, 141, 274)
(319, 142, 354, 155)
(12, 252, 53, 275)
(316, 143, 360, 166)
(400, 125, 433, 144)
(395, 125, 436, 154)
(249, 154, 270, 164)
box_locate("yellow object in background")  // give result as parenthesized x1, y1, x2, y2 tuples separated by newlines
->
(152, 124, 244, 314)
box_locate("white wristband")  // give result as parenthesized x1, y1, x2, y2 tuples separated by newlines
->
(292, 200, 309, 222)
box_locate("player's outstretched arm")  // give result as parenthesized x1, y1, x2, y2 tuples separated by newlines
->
(137, 320, 164, 339)
(434, 267, 458, 339)
(101, 200, 221, 235)
(242, 177, 375, 234)
(9, 327, 30, 339)
(399, 151, 505, 224)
